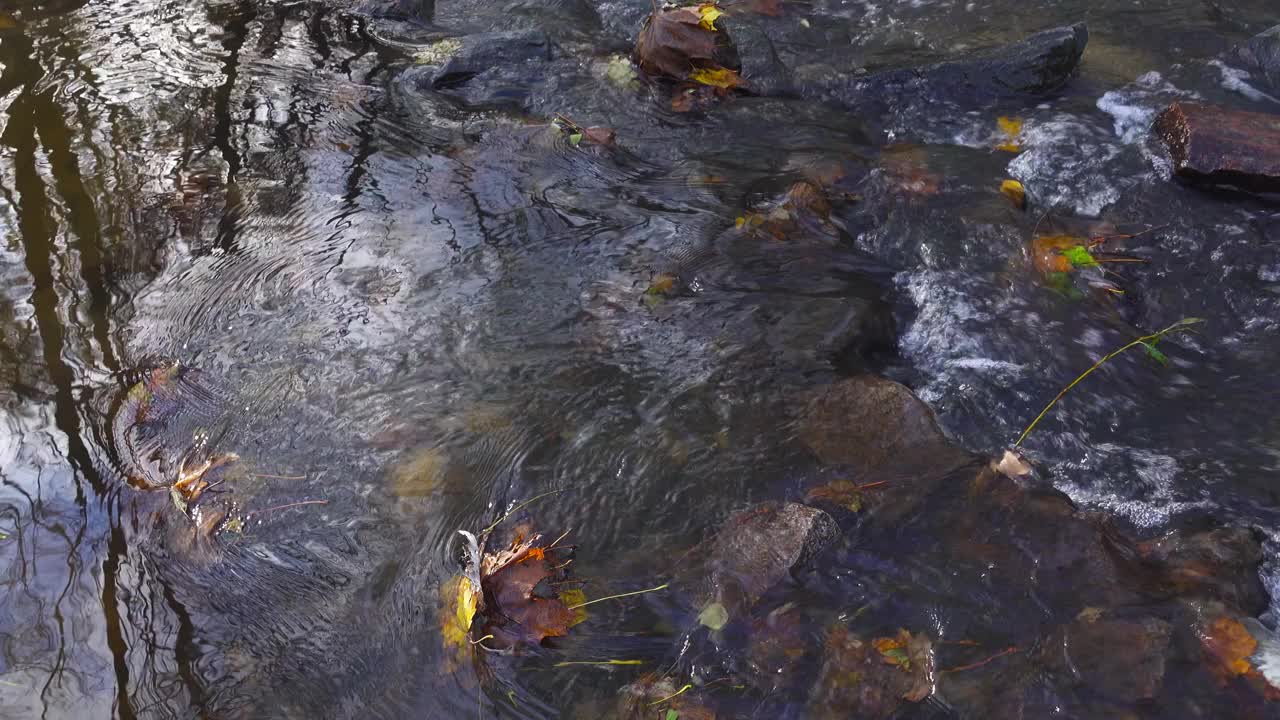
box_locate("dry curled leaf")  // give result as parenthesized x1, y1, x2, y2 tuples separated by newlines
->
(994, 450, 1032, 479)
(635, 5, 718, 80)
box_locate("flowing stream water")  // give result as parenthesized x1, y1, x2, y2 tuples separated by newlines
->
(1, 0, 1279, 717)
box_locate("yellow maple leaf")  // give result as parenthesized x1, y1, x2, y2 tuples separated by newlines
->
(689, 66, 742, 89)
(697, 3, 724, 31)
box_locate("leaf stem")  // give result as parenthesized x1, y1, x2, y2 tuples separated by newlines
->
(1014, 318, 1202, 448)
(648, 683, 693, 706)
(482, 489, 565, 536)
(566, 583, 669, 610)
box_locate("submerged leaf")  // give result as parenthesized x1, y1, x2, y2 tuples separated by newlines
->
(688, 66, 742, 89)
(1142, 341, 1169, 366)
(698, 602, 730, 631)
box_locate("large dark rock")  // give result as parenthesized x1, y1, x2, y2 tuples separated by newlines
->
(1154, 102, 1280, 192)
(815, 24, 1089, 112)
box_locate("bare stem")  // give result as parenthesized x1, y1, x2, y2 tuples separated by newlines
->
(1014, 318, 1202, 448)
(566, 583, 669, 610)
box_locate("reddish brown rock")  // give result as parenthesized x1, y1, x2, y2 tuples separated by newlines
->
(1154, 102, 1280, 192)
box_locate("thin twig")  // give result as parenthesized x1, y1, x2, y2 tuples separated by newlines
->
(482, 489, 566, 536)
(247, 499, 329, 518)
(853, 480, 889, 491)
(1014, 318, 1202, 447)
(566, 583, 669, 610)
(250, 473, 307, 480)
(941, 646, 1019, 674)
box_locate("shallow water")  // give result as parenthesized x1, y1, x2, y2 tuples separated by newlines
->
(1, 0, 1279, 717)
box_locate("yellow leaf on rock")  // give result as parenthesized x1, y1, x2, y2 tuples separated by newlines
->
(689, 66, 742, 89)
(697, 3, 724, 31)
(1000, 179, 1026, 209)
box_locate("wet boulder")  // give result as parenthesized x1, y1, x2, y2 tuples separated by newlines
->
(1042, 610, 1173, 703)
(694, 502, 840, 616)
(1235, 24, 1280, 91)
(809, 626, 935, 719)
(1154, 102, 1280, 193)
(815, 24, 1089, 114)
(413, 30, 554, 108)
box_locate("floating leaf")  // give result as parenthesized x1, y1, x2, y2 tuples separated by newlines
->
(697, 3, 723, 31)
(1062, 245, 1097, 268)
(1000, 179, 1026, 209)
(1142, 341, 1168, 366)
(688, 66, 742, 89)
(666, 710, 680, 720)
(568, 133, 583, 146)
(698, 602, 730, 631)
(440, 574, 480, 648)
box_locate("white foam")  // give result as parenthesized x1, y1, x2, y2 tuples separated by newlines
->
(1053, 445, 1209, 528)
(1210, 60, 1280, 104)
(1006, 116, 1128, 217)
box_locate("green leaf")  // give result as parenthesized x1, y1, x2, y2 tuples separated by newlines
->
(568, 133, 583, 146)
(1062, 245, 1097, 268)
(1142, 341, 1168, 366)
(666, 710, 680, 720)
(698, 602, 730, 631)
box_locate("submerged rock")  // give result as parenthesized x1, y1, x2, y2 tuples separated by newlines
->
(699, 502, 840, 613)
(1043, 611, 1173, 702)
(1154, 102, 1280, 192)
(800, 375, 965, 473)
(1134, 526, 1268, 615)
(412, 30, 554, 108)
(809, 625, 935, 719)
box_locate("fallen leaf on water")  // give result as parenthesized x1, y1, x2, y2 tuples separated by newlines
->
(1030, 235, 1086, 274)
(440, 574, 481, 648)
(1062, 245, 1097, 268)
(1000, 179, 1026, 209)
(696, 3, 724, 31)
(688, 66, 742, 89)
